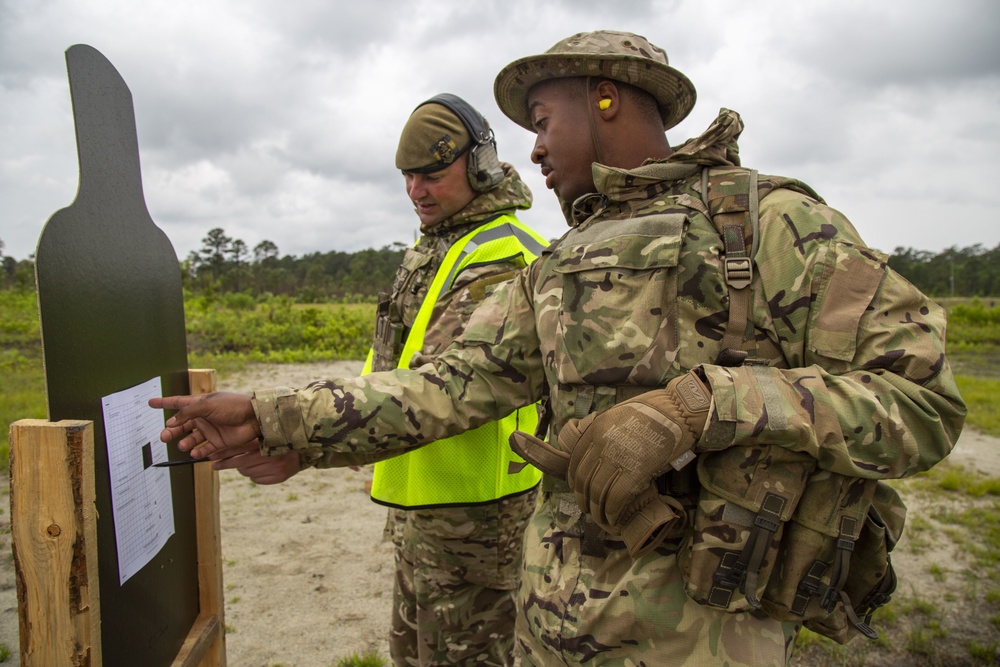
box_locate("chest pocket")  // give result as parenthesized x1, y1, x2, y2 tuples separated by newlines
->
(391, 247, 438, 329)
(549, 213, 686, 386)
(372, 247, 438, 372)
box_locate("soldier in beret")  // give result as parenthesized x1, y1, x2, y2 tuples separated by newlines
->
(153, 31, 965, 665)
(215, 95, 546, 666)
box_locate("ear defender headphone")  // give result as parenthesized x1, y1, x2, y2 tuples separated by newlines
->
(417, 93, 504, 193)
(598, 98, 612, 111)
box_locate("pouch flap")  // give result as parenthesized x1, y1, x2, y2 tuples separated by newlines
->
(552, 213, 685, 273)
(792, 472, 878, 538)
(697, 445, 815, 521)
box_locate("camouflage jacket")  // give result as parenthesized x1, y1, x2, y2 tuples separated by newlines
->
(256, 111, 964, 482)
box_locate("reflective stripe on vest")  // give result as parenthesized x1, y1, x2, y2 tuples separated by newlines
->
(369, 214, 545, 508)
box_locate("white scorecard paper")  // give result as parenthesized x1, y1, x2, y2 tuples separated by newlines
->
(101, 376, 175, 584)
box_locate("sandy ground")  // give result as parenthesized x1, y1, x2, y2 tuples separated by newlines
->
(2, 361, 999, 666)
(212, 360, 392, 666)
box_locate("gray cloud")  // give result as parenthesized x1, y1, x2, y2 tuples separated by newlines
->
(777, 1, 1000, 87)
(1, 0, 998, 263)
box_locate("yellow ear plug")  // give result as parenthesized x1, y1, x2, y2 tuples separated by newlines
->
(598, 99, 612, 111)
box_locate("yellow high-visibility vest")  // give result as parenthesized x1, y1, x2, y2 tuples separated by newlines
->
(368, 214, 545, 508)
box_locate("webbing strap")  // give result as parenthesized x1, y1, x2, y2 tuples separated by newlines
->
(792, 560, 830, 616)
(709, 551, 741, 607)
(854, 558, 897, 639)
(839, 588, 879, 640)
(573, 385, 595, 420)
(820, 515, 858, 612)
(709, 492, 786, 609)
(718, 223, 752, 359)
(738, 492, 786, 608)
(702, 167, 760, 366)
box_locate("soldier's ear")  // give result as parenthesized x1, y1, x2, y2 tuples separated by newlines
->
(594, 80, 620, 120)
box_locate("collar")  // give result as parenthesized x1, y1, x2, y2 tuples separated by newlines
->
(566, 108, 746, 227)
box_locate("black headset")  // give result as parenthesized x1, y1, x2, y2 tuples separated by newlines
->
(416, 93, 504, 193)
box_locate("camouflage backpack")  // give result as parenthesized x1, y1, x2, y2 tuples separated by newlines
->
(675, 167, 906, 644)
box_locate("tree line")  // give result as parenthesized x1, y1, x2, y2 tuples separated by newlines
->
(887, 244, 1000, 299)
(2, 232, 999, 300)
(178, 228, 407, 301)
(0, 230, 407, 301)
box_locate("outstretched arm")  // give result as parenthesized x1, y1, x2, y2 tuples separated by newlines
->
(150, 269, 544, 464)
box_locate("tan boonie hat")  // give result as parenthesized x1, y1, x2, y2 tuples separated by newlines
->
(395, 103, 471, 173)
(494, 30, 696, 132)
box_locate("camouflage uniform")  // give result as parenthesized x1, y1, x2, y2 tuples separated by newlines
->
(341, 162, 541, 667)
(253, 27, 965, 663)
(255, 108, 964, 664)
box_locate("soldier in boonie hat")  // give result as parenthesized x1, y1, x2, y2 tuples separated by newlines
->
(156, 27, 964, 667)
(494, 29, 696, 132)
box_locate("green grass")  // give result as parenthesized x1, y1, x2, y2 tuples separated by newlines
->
(0, 349, 46, 475)
(184, 293, 375, 363)
(908, 463, 1000, 499)
(955, 375, 1000, 436)
(333, 652, 386, 667)
(0, 291, 376, 474)
(934, 502, 1000, 574)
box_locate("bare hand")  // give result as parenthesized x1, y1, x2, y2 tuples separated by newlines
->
(211, 448, 301, 485)
(149, 392, 260, 459)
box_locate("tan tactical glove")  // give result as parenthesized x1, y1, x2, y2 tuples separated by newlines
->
(562, 371, 711, 536)
(509, 429, 681, 557)
(508, 371, 711, 557)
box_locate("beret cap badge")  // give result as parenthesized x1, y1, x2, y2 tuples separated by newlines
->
(430, 135, 457, 165)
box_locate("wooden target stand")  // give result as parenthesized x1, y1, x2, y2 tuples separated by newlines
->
(10, 369, 224, 667)
(9, 44, 226, 666)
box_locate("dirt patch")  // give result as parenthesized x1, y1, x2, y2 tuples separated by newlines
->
(213, 360, 393, 665)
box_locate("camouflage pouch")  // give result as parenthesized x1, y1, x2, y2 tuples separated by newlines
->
(678, 445, 904, 643)
(677, 445, 814, 612)
(770, 479, 905, 643)
(371, 248, 436, 371)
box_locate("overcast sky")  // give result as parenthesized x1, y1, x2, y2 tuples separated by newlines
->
(2, 0, 998, 263)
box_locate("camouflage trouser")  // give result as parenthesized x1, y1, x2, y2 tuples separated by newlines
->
(382, 491, 537, 666)
(389, 545, 517, 666)
(514, 493, 798, 666)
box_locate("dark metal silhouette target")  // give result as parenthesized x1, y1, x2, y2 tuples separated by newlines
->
(34, 44, 199, 665)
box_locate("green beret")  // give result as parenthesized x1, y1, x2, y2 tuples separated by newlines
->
(395, 103, 472, 173)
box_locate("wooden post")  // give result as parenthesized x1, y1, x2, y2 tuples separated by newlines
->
(10, 419, 100, 667)
(172, 369, 226, 667)
(10, 369, 226, 667)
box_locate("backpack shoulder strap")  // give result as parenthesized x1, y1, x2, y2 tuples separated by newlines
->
(701, 166, 758, 366)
